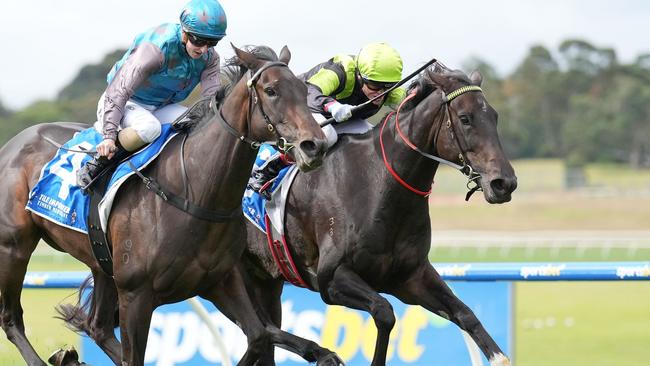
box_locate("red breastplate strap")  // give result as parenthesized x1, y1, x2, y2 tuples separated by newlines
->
(264, 215, 309, 288)
(379, 91, 433, 197)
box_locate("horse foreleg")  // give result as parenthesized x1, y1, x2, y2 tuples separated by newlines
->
(321, 265, 395, 366)
(201, 266, 272, 366)
(117, 288, 154, 366)
(204, 265, 343, 366)
(245, 271, 344, 366)
(0, 232, 46, 366)
(392, 264, 510, 366)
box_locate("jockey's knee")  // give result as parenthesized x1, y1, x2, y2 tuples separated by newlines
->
(132, 122, 161, 144)
(118, 127, 149, 151)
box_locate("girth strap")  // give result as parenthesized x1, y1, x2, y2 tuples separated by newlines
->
(86, 170, 115, 276)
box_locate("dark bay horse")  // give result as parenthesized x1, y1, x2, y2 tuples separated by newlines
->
(237, 65, 518, 365)
(0, 45, 331, 366)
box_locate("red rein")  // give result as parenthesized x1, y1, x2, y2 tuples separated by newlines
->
(379, 91, 432, 197)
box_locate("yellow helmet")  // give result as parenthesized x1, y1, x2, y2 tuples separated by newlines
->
(356, 42, 403, 83)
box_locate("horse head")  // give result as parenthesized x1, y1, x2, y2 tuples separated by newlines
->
(227, 45, 327, 171)
(426, 64, 517, 203)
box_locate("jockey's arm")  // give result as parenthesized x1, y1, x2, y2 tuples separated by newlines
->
(305, 66, 344, 115)
(199, 49, 221, 98)
(101, 43, 164, 142)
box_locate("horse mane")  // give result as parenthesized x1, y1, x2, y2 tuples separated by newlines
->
(214, 45, 281, 103)
(183, 46, 279, 133)
(399, 62, 473, 112)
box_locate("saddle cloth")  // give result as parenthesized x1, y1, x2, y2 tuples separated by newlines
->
(242, 144, 298, 235)
(25, 125, 178, 233)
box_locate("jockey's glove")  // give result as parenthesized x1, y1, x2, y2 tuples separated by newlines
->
(327, 102, 353, 122)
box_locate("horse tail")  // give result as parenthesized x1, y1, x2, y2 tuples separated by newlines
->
(55, 275, 119, 335)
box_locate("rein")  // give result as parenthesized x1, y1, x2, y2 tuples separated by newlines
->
(43, 136, 96, 155)
(380, 85, 484, 199)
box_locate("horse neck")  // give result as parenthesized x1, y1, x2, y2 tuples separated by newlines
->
(370, 93, 446, 196)
(182, 83, 258, 210)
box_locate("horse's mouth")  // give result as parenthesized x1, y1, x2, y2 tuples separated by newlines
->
(295, 155, 323, 172)
(484, 192, 512, 204)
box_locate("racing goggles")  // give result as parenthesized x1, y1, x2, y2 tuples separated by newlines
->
(187, 33, 221, 48)
(363, 78, 397, 92)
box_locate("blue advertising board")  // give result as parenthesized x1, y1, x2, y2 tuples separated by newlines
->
(81, 281, 511, 365)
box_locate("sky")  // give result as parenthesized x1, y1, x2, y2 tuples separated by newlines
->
(1, 0, 649, 110)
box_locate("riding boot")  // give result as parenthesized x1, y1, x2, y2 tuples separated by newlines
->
(76, 143, 130, 190)
(248, 154, 290, 200)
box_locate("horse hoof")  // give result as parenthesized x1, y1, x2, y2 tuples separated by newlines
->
(317, 353, 345, 366)
(47, 346, 85, 366)
(48, 349, 64, 366)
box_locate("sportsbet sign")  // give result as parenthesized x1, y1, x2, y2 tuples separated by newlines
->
(82, 282, 511, 365)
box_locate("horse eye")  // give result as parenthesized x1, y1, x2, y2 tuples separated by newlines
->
(264, 87, 277, 97)
(459, 115, 471, 125)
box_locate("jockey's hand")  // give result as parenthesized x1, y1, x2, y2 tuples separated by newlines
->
(96, 139, 117, 159)
(327, 102, 353, 122)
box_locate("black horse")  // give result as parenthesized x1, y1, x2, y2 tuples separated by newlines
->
(0, 45, 334, 366)
(234, 64, 517, 365)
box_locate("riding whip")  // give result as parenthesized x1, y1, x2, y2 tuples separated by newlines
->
(319, 57, 438, 127)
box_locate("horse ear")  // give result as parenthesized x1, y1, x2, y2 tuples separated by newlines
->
(469, 70, 483, 86)
(279, 45, 291, 65)
(231, 43, 263, 71)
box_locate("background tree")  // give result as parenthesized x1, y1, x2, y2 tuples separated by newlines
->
(502, 45, 562, 158)
(0, 50, 124, 145)
(0, 99, 10, 118)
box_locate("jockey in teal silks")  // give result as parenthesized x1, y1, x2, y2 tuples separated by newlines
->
(77, 0, 227, 190)
(248, 42, 406, 199)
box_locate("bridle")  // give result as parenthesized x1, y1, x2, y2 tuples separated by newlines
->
(379, 84, 484, 200)
(212, 60, 294, 153)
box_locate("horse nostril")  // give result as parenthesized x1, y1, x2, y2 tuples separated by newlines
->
(490, 177, 517, 195)
(509, 177, 518, 192)
(299, 140, 318, 157)
(490, 178, 507, 195)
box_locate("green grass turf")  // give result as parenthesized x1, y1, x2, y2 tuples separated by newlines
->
(515, 281, 650, 366)
(429, 246, 650, 262)
(0, 289, 80, 365)
(0, 252, 85, 364)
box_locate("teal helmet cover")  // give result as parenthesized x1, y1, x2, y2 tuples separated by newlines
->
(180, 0, 227, 39)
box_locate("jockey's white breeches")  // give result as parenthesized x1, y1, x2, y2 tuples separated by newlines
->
(94, 93, 188, 143)
(312, 113, 373, 148)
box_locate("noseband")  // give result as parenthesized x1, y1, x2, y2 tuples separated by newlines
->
(213, 61, 294, 152)
(380, 85, 483, 199)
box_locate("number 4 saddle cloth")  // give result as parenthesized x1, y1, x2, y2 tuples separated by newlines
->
(25, 125, 177, 234)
